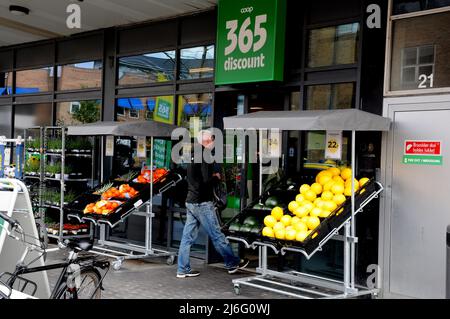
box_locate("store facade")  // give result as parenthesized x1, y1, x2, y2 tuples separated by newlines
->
(380, 0, 450, 298)
(0, 0, 389, 286)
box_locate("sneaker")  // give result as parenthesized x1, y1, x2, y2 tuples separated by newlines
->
(176, 270, 200, 278)
(228, 258, 250, 274)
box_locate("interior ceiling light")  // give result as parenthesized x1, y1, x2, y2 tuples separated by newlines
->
(9, 5, 30, 16)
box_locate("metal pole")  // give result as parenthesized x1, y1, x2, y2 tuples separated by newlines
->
(259, 130, 263, 199)
(343, 221, 351, 294)
(350, 130, 356, 290)
(261, 246, 268, 276)
(145, 136, 154, 255)
(60, 127, 65, 242)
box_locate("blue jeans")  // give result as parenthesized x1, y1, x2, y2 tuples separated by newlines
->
(177, 201, 240, 274)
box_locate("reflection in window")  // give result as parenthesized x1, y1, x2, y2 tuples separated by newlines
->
(0, 105, 12, 137)
(390, 11, 450, 91)
(56, 100, 101, 125)
(0, 72, 12, 96)
(308, 23, 359, 68)
(115, 96, 175, 124)
(290, 92, 301, 111)
(14, 103, 52, 137)
(306, 83, 355, 110)
(179, 46, 215, 80)
(177, 93, 213, 131)
(118, 51, 176, 86)
(57, 60, 102, 91)
(15, 67, 54, 94)
(305, 131, 349, 167)
(393, 0, 450, 15)
(401, 45, 435, 89)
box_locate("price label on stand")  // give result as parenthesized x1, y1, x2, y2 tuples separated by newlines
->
(137, 136, 146, 158)
(105, 136, 114, 157)
(325, 131, 342, 160)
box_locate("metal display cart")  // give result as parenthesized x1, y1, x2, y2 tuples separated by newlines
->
(222, 109, 391, 299)
(65, 121, 182, 270)
(23, 127, 95, 241)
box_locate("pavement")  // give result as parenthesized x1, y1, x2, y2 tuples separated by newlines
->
(45, 247, 288, 299)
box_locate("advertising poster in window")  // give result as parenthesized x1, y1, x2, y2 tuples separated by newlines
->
(153, 96, 174, 124)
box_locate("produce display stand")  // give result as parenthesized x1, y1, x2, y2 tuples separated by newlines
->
(23, 127, 95, 242)
(65, 121, 181, 270)
(222, 109, 391, 299)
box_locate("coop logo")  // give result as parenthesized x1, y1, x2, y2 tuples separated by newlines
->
(241, 6, 254, 14)
(66, 4, 81, 29)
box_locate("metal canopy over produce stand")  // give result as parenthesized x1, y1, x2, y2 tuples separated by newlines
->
(223, 109, 390, 299)
(66, 121, 181, 270)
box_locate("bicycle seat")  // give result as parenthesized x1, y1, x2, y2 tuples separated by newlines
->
(66, 239, 94, 252)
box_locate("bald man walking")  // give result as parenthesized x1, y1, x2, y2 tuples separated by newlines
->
(176, 130, 249, 278)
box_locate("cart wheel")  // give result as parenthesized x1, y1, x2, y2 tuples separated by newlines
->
(166, 255, 176, 265)
(234, 285, 241, 295)
(112, 260, 122, 271)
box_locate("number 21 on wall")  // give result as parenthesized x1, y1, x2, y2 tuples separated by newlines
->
(225, 15, 267, 55)
(418, 73, 434, 89)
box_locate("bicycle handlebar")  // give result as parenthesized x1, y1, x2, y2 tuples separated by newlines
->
(0, 211, 19, 229)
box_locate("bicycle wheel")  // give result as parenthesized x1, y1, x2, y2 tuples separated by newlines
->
(54, 268, 102, 299)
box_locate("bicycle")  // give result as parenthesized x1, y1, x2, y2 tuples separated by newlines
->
(0, 211, 110, 299)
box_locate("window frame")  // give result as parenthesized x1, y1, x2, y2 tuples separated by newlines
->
(384, 0, 450, 96)
(306, 22, 360, 70)
(69, 101, 81, 114)
(128, 108, 140, 119)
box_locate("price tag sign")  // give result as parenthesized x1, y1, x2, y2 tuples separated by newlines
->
(325, 131, 343, 160)
(215, 0, 286, 85)
(137, 136, 147, 158)
(105, 136, 114, 157)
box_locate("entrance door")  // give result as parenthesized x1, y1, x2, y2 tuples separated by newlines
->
(382, 96, 450, 298)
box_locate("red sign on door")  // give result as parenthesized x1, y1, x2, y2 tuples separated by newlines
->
(404, 140, 441, 155)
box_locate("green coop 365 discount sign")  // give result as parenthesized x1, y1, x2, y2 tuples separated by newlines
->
(215, 0, 286, 85)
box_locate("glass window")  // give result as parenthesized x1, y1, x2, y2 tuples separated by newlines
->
(0, 105, 12, 137)
(290, 91, 301, 111)
(305, 131, 349, 167)
(15, 67, 54, 94)
(179, 45, 215, 80)
(118, 51, 176, 86)
(308, 23, 359, 68)
(177, 93, 213, 131)
(14, 103, 52, 137)
(56, 100, 101, 126)
(57, 60, 102, 91)
(393, 0, 450, 15)
(390, 11, 450, 91)
(0, 72, 12, 96)
(306, 83, 355, 110)
(115, 96, 175, 124)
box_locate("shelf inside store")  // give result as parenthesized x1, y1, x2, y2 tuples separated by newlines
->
(45, 152, 92, 158)
(44, 177, 90, 182)
(23, 175, 41, 180)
